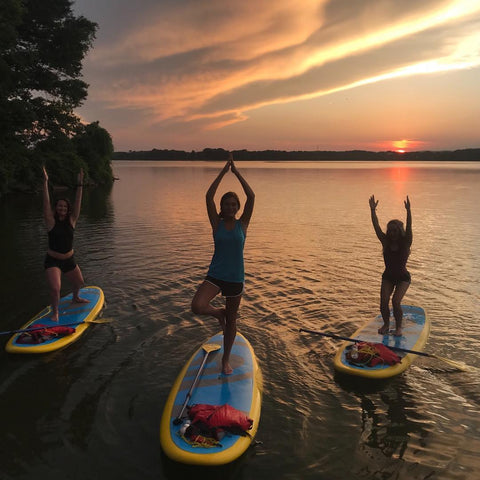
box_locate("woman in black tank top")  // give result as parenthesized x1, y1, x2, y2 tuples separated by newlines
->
(369, 195, 412, 336)
(43, 167, 89, 322)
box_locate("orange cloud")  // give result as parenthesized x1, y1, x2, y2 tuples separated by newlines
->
(90, 0, 326, 65)
(77, 0, 480, 150)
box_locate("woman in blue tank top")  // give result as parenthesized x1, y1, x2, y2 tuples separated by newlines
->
(192, 153, 255, 375)
(369, 194, 412, 336)
(42, 167, 89, 322)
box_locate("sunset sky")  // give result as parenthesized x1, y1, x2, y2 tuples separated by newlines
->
(73, 0, 480, 153)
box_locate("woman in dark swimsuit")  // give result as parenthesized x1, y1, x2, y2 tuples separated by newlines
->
(369, 195, 412, 336)
(43, 167, 88, 322)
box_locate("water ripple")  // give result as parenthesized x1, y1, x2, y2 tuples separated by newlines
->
(1, 161, 479, 479)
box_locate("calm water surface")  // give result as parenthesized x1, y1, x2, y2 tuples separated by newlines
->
(0, 160, 479, 480)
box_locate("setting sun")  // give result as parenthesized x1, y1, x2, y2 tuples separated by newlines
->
(393, 140, 410, 152)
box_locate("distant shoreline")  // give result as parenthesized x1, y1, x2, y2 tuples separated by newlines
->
(113, 147, 480, 162)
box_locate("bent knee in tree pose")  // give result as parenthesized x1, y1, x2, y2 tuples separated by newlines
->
(191, 153, 255, 375)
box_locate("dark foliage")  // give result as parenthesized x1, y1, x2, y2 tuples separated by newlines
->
(113, 147, 480, 162)
(0, 0, 114, 196)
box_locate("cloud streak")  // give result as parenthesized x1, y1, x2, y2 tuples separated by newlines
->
(75, 0, 480, 150)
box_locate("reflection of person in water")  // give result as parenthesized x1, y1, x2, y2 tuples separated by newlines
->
(191, 153, 255, 375)
(369, 195, 412, 336)
(43, 167, 89, 322)
(359, 388, 413, 459)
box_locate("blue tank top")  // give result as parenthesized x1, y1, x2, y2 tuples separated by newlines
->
(207, 220, 245, 283)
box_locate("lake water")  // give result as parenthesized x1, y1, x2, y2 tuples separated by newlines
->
(0, 160, 479, 480)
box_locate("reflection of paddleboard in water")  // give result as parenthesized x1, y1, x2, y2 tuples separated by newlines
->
(5, 286, 105, 354)
(160, 332, 262, 466)
(334, 305, 429, 379)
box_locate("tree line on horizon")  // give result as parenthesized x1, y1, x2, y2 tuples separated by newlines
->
(1, 0, 114, 198)
(113, 147, 480, 162)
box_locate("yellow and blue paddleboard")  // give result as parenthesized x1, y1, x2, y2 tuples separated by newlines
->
(334, 305, 429, 379)
(5, 286, 104, 354)
(160, 332, 262, 466)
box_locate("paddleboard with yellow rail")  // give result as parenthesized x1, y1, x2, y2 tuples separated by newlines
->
(5, 286, 105, 354)
(334, 305, 429, 379)
(160, 331, 262, 466)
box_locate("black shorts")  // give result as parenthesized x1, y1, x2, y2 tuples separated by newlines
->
(44, 254, 77, 273)
(205, 275, 244, 297)
(382, 270, 411, 285)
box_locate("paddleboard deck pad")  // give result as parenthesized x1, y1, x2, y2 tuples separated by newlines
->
(160, 332, 262, 466)
(334, 305, 429, 379)
(5, 286, 104, 354)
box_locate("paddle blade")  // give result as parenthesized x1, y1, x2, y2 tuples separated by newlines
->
(86, 317, 113, 324)
(432, 354, 471, 371)
(203, 343, 221, 353)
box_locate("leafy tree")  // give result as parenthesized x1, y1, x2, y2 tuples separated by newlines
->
(5, 0, 97, 145)
(0, 0, 23, 136)
(202, 148, 229, 160)
(35, 133, 85, 187)
(74, 121, 114, 185)
(0, 0, 114, 196)
(0, 0, 23, 194)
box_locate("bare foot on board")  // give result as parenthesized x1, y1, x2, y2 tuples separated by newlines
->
(222, 362, 233, 375)
(378, 323, 390, 335)
(72, 297, 89, 304)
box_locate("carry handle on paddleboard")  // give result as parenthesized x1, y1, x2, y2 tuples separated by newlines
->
(173, 343, 221, 425)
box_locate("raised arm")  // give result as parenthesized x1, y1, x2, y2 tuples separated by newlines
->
(42, 167, 55, 230)
(404, 195, 412, 246)
(206, 160, 230, 230)
(231, 155, 255, 230)
(70, 169, 84, 227)
(369, 195, 385, 243)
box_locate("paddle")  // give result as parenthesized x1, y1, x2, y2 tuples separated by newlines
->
(173, 343, 222, 425)
(299, 328, 470, 371)
(0, 317, 112, 336)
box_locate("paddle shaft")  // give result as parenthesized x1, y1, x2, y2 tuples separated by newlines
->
(0, 320, 95, 336)
(299, 328, 432, 358)
(174, 349, 214, 424)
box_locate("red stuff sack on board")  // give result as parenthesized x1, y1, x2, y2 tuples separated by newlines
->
(187, 404, 218, 424)
(47, 326, 76, 336)
(370, 343, 402, 366)
(346, 342, 401, 367)
(16, 324, 75, 344)
(188, 404, 253, 434)
(207, 404, 253, 432)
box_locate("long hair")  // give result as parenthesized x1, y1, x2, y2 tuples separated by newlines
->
(53, 197, 72, 221)
(219, 191, 240, 219)
(385, 219, 409, 252)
